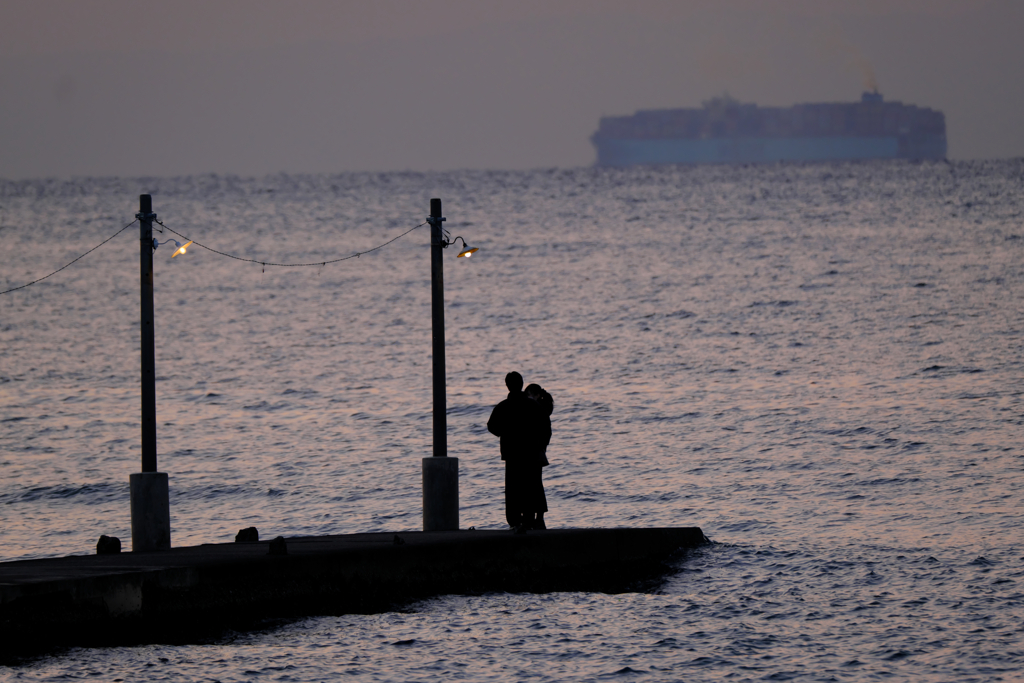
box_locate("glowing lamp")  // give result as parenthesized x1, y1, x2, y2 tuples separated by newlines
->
(447, 236, 478, 258)
(171, 240, 193, 258)
(153, 238, 193, 257)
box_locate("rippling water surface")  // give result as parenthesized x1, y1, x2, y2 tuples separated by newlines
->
(2, 161, 1022, 680)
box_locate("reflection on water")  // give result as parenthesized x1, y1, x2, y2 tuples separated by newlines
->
(1, 160, 1022, 679)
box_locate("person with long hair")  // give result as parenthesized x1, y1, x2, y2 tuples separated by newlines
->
(524, 383, 553, 529)
(487, 372, 550, 531)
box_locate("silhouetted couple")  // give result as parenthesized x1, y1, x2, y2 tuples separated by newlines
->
(487, 371, 553, 531)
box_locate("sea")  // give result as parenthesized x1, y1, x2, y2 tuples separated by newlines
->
(1, 159, 1022, 681)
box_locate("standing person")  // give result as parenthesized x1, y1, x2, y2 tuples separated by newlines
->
(487, 372, 550, 530)
(525, 383, 553, 529)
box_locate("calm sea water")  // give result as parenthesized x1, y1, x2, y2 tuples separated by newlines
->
(1, 160, 1022, 681)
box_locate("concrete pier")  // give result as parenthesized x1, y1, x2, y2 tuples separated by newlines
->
(0, 527, 706, 660)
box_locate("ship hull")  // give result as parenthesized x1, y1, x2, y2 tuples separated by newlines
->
(595, 134, 946, 166)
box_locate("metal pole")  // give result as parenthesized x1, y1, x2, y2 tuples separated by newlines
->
(139, 194, 157, 473)
(130, 194, 170, 551)
(422, 198, 458, 531)
(429, 198, 447, 458)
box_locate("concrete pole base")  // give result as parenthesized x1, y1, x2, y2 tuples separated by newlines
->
(422, 457, 459, 531)
(129, 472, 171, 552)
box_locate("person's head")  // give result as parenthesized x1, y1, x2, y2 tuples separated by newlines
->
(525, 383, 542, 400)
(505, 371, 524, 393)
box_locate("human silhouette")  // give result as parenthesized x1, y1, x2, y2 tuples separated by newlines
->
(524, 383, 553, 529)
(487, 372, 550, 530)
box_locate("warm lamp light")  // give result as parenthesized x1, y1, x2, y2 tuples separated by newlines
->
(449, 236, 479, 258)
(153, 238, 193, 257)
(171, 241, 193, 258)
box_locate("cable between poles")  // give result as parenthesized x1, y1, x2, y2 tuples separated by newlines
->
(156, 219, 429, 269)
(0, 219, 138, 295)
(1, 217, 431, 295)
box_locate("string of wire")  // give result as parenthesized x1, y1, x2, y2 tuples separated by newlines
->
(0, 219, 139, 295)
(156, 219, 429, 268)
(1, 216, 431, 295)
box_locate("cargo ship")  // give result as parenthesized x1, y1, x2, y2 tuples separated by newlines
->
(591, 92, 946, 166)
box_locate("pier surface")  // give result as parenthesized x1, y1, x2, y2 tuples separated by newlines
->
(0, 526, 706, 659)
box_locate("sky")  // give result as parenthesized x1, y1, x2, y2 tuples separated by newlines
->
(0, 0, 1021, 179)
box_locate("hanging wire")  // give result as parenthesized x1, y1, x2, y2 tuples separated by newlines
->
(0, 219, 138, 295)
(155, 219, 429, 268)
(157, 222, 430, 270)
(1, 215, 431, 296)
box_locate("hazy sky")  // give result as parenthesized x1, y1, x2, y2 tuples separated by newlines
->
(1, 0, 1021, 178)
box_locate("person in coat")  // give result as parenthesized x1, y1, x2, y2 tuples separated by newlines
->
(487, 372, 550, 530)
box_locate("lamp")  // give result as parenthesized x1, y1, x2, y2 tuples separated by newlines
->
(446, 236, 479, 258)
(153, 239, 193, 258)
(423, 200, 482, 532)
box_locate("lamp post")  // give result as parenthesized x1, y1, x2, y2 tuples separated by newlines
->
(422, 198, 459, 531)
(129, 194, 171, 552)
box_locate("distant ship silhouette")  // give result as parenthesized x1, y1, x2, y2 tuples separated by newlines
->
(591, 91, 946, 165)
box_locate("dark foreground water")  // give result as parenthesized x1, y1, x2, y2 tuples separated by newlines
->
(1, 160, 1022, 681)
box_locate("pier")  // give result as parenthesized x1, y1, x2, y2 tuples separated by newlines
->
(0, 526, 706, 660)
(0, 196, 707, 661)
